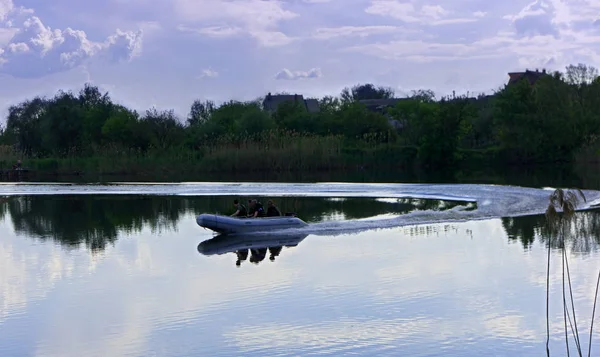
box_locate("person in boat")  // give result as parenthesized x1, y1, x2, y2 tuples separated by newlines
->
(231, 199, 247, 217)
(247, 199, 255, 217)
(12, 160, 21, 170)
(266, 200, 282, 217)
(248, 199, 266, 218)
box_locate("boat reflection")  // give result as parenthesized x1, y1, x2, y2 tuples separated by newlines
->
(197, 233, 309, 267)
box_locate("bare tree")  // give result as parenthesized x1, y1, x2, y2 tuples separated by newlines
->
(565, 64, 599, 87)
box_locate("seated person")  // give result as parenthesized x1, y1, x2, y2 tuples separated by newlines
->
(12, 160, 22, 170)
(248, 199, 266, 218)
(247, 199, 255, 217)
(230, 199, 247, 217)
(266, 200, 282, 217)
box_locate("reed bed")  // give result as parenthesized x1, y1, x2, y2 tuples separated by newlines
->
(0, 131, 416, 176)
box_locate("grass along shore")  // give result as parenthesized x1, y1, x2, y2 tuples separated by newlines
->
(1, 132, 593, 180)
(0, 134, 420, 177)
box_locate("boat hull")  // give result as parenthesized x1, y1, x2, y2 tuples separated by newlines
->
(196, 213, 308, 234)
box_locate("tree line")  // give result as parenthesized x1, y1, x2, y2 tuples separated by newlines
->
(0, 62, 599, 172)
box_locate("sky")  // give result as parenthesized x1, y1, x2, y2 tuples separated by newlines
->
(0, 0, 599, 120)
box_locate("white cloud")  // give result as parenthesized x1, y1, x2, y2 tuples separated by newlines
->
(275, 68, 322, 80)
(505, 0, 559, 37)
(173, 0, 298, 46)
(345, 0, 600, 73)
(178, 25, 242, 38)
(0, 0, 30, 23)
(172, 0, 298, 26)
(311, 25, 402, 40)
(0, 0, 13, 22)
(177, 24, 295, 47)
(198, 68, 218, 78)
(0, 27, 15, 45)
(365, 0, 479, 25)
(343, 39, 488, 62)
(0, 0, 32, 25)
(0, 9, 143, 78)
(103, 29, 143, 62)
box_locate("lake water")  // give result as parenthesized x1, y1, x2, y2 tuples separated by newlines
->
(2, 182, 600, 356)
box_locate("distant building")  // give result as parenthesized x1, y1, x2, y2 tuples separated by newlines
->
(507, 69, 548, 86)
(262, 93, 320, 113)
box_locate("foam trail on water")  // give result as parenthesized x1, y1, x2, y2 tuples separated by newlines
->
(344, 185, 600, 234)
(1, 182, 600, 235)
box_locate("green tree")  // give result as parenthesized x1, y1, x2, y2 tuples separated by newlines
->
(276, 101, 320, 134)
(140, 108, 185, 150)
(335, 102, 395, 142)
(78, 84, 114, 150)
(492, 79, 542, 162)
(40, 91, 85, 156)
(420, 96, 474, 168)
(319, 95, 341, 113)
(388, 97, 438, 146)
(5, 97, 48, 156)
(461, 94, 496, 149)
(340, 83, 395, 103)
(101, 105, 139, 148)
(187, 99, 215, 126)
(409, 89, 436, 102)
(234, 107, 275, 136)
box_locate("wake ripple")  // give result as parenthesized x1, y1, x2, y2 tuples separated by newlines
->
(1, 182, 600, 236)
(267, 184, 600, 236)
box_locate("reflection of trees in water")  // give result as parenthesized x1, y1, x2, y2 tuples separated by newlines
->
(503, 211, 600, 254)
(6, 195, 469, 252)
(502, 215, 543, 250)
(398, 209, 600, 255)
(540, 211, 600, 254)
(7, 195, 182, 251)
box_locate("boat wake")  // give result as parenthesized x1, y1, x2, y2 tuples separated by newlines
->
(185, 183, 600, 237)
(2, 182, 600, 236)
(262, 184, 600, 237)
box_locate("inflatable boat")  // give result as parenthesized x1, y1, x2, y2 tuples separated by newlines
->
(195, 213, 309, 234)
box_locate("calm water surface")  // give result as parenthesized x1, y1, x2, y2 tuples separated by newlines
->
(2, 182, 600, 356)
